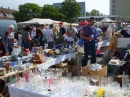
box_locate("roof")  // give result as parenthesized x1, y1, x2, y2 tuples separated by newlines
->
(0, 7, 15, 19)
(78, 15, 119, 19)
(0, 7, 15, 14)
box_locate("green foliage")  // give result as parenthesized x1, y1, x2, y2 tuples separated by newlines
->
(41, 4, 65, 21)
(13, 3, 42, 22)
(13, 1, 81, 23)
(86, 9, 104, 16)
(61, 0, 81, 23)
(91, 9, 100, 16)
(86, 12, 91, 16)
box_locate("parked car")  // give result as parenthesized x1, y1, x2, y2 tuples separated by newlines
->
(0, 20, 17, 37)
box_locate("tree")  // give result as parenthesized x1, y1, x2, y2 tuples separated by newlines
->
(61, 0, 81, 23)
(90, 9, 100, 16)
(41, 5, 65, 21)
(13, 3, 42, 22)
(86, 12, 91, 16)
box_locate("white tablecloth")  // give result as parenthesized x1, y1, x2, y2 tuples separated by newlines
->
(8, 85, 49, 97)
(97, 40, 110, 50)
(9, 84, 97, 97)
(37, 53, 75, 71)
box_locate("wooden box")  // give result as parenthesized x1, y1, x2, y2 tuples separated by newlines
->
(82, 65, 107, 79)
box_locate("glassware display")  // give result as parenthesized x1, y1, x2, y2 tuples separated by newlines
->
(12, 69, 130, 97)
(122, 72, 129, 90)
(91, 75, 99, 86)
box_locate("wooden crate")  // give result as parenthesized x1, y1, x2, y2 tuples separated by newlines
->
(82, 65, 107, 79)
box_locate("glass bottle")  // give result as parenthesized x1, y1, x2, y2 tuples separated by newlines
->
(122, 71, 129, 90)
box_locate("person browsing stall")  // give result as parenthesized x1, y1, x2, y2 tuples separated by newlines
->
(2, 25, 17, 55)
(66, 24, 76, 47)
(116, 21, 123, 31)
(34, 28, 45, 47)
(46, 24, 54, 49)
(80, 17, 98, 67)
(22, 25, 32, 51)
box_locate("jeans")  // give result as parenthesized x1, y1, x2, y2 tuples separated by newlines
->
(48, 41, 54, 49)
(67, 41, 73, 48)
(9, 47, 13, 55)
(82, 42, 96, 67)
(23, 41, 31, 51)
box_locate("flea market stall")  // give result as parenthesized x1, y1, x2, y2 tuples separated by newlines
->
(1, 18, 130, 97)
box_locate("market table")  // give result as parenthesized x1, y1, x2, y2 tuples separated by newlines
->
(8, 80, 97, 97)
(0, 53, 75, 97)
(37, 53, 75, 72)
(0, 53, 75, 80)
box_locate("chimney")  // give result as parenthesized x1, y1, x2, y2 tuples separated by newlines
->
(8, 7, 9, 9)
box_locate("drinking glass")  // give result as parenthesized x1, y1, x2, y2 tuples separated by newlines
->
(67, 72, 72, 80)
(91, 75, 99, 86)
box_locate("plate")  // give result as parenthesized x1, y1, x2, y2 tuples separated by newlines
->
(109, 59, 126, 66)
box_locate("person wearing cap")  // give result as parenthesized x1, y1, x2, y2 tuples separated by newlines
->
(58, 22, 66, 44)
(66, 24, 76, 47)
(45, 24, 54, 49)
(80, 17, 98, 67)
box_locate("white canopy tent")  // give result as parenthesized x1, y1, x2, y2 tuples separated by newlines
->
(100, 17, 113, 23)
(17, 18, 60, 25)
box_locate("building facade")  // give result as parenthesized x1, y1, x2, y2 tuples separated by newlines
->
(110, 0, 130, 22)
(53, 2, 86, 17)
(0, 7, 15, 20)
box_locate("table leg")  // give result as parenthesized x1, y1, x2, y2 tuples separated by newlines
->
(110, 65, 121, 76)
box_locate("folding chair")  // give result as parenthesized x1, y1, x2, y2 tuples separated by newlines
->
(109, 52, 129, 76)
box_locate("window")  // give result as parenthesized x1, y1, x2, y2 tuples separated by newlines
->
(112, 9, 115, 12)
(112, 5, 116, 7)
(7, 14, 13, 17)
(112, 13, 115, 15)
(112, 0, 116, 3)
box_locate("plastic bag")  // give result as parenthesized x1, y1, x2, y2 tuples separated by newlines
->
(78, 38, 83, 47)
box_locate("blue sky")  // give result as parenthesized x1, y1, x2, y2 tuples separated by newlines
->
(0, 0, 110, 15)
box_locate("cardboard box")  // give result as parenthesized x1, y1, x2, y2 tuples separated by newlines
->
(82, 65, 107, 79)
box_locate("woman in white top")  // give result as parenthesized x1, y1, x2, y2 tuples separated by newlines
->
(2, 25, 17, 55)
(106, 23, 116, 41)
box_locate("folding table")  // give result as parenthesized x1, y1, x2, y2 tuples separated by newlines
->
(108, 61, 126, 76)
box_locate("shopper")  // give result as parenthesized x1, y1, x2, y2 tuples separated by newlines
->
(22, 25, 32, 51)
(46, 24, 54, 49)
(80, 17, 98, 67)
(66, 24, 76, 47)
(59, 22, 66, 44)
(34, 28, 45, 47)
(2, 25, 17, 55)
